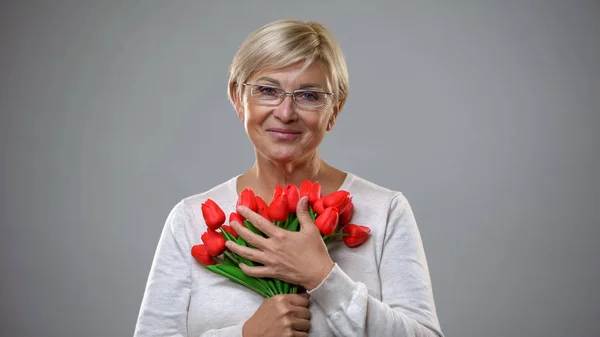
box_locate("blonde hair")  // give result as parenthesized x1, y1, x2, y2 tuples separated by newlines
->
(227, 19, 349, 108)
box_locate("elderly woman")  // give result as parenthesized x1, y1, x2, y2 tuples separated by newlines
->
(134, 19, 444, 337)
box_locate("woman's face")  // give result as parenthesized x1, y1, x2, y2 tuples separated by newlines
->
(234, 60, 342, 164)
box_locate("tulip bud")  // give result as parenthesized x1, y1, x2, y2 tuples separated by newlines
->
(191, 244, 216, 266)
(342, 224, 370, 248)
(322, 190, 350, 209)
(255, 196, 271, 221)
(338, 196, 353, 215)
(221, 224, 238, 239)
(339, 201, 354, 225)
(201, 199, 226, 230)
(315, 206, 339, 236)
(229, 212, 245, 225)
(313, 198, 326, 214)
(308, 182, 321, 205)
(284, 184, 300, 212)
(299, 180, 313, 198)
(269, 193, 289, 222)
(237, 189, 258, 212)
(273, 185, 283, 199)
(201, 229, 226, 256)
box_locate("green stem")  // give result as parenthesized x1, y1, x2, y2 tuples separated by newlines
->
(206, 264, 270, 298)
(325, 232, 349, 238)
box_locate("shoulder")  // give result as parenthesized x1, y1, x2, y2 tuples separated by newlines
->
(163, 175, 238, 236)
(346, 172, 408, 208)
(180, 175, 237, 212)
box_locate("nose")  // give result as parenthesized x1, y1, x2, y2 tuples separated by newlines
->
(272, 95, 298, 123)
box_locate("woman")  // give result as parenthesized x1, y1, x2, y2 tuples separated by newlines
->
(133, 19, 444, 337)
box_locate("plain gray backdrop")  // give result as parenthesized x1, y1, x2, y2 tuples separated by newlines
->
(1, 1, 599, 337)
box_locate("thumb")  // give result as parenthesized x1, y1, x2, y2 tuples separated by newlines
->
(296, 196, 315, 232)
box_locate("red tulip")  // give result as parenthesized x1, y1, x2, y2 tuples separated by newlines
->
(285, 184, 300, 212)
(237, 188, 258, 212)
(308, 182, 321, 205)
(201, 229, 226, 256)
(315, 206, 339, 236)
(299, 180, 313, 198)
(229, 212, 245, 224)
(201, 199, 226, 230)
(313, 198, 325, 214)
(255, 196, 271, 221)
(273, 185, 283, 199)
(322, 190, 350, 209)
(191, 244, 216, 266)
(339, 201, 354, 225)
(221, 224, 238, 239)
(269, 193, 289, 222)
(342, 224, 370, 248)
(339, 196, 353, 214)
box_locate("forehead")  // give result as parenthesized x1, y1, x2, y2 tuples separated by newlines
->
(249, 60, 331, 89)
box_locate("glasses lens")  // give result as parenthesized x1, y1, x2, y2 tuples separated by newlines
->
(294, 91, 329, 107)
(251, 85, 282, 103)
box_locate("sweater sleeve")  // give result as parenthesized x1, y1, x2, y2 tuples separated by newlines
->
(306, 193, 444, 337)
(133, 201, 245, 337)
(133, 201, 193, 337)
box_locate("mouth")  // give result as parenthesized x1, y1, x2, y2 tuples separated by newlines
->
(267, 128, 302, 134)
(266, 128, 302, 140)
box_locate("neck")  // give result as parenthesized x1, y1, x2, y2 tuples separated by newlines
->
(243, 150, 328, 201)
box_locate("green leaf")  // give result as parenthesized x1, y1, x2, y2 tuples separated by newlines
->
(206, 264, 271, 297)
(287, 218, 300, 232)
(244, 220, 263, 237)
(223, 250, 239, 265)
(221, 229, 237, 244)
(283, 281, 290, 294)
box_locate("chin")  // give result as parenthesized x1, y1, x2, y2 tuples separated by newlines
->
(264, 147, 303, 163)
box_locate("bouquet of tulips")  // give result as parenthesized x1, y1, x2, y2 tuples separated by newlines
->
(190, 180, 371, 297)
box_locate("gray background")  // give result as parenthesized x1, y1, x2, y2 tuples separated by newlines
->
(1, 1, 598, 337)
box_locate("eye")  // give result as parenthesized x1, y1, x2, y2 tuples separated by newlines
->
(257, 86, 278, 96)
(299, 91, 320, 101)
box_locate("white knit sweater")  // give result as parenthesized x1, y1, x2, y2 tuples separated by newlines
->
(133, 172, 444, 337)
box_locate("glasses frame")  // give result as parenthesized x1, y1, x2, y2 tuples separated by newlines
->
(242, 83, 334, 108)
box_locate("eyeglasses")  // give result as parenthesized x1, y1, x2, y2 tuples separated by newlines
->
(242, 83, 333, 109)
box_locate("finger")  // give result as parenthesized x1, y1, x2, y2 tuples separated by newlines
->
(292, 332, 308, 337)
(238, 263, 275, 278)
(291, 317, 310, 332)
(230, 221, 268, 248)
(295, 197, 317, 233)
(286, 293, 310, 307)
(225, 241, 267, 264)
(237, 205, 282, 238)
(291, 306, 311, 320)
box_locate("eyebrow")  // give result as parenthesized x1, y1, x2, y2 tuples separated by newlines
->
(256, 77, 327, 91)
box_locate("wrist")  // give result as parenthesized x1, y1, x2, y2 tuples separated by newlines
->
(241, 320, 252, 337)
(304, 260, 335, 291)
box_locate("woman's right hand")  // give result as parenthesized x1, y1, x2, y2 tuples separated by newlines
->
(242, 293, 311, 337)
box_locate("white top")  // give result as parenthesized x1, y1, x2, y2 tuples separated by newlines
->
(133, 172, 444, 337)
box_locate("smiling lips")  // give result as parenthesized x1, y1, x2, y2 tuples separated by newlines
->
(267, 128, 301, 140)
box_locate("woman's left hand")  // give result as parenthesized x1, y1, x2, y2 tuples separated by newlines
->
(227, 196, 335, 291)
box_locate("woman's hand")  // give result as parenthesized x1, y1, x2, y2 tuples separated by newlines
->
(227, 197, 335, 291)
(243, 293, 311, 337)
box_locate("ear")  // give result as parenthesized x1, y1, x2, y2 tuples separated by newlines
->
(232, 82, 245, 122)
(326, 99, 345, 131)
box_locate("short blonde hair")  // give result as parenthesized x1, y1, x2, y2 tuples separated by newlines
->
(227, 19, 349, 107)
